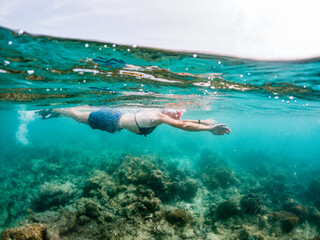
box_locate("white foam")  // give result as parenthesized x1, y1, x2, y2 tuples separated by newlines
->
(16, 110, 36, 145)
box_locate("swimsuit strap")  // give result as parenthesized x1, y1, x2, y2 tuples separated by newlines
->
(134, 113, 142, 131)
(134, 113, 157, 137)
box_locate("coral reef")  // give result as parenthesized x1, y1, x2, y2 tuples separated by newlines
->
(177, 178, 198, 202)
(0, 224, 47, 240)
(33, 181, 79, 211)
(240, 193, 264, 215)
(216, 200, 239, 220)
(305, 179, 320, 209)
(280, 216, 299, 233)
(1, 146, 319, 239)
(165, 208, 192, 227)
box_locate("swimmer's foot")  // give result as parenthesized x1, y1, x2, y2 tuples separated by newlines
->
(36, 109, 60, 120)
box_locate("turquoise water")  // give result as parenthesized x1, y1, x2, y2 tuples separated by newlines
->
(0, 26, 320, 239)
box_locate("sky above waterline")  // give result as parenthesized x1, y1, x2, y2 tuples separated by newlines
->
(1, 0, 319, 60)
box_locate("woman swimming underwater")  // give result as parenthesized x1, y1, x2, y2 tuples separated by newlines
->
(37, 107, 231, 137)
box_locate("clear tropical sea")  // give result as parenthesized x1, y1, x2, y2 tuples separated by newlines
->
(0, 26, 320, 240)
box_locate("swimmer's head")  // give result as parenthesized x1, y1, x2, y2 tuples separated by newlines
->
(162, 109, 184, 120)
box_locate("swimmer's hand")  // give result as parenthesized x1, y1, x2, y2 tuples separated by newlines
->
(200, 119, 216, 126)
(209, 124, 231, 135)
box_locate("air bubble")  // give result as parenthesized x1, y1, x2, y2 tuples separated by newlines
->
(104, 45, 107, 48)
(132, 44, 138, 48)
(85, 43, 89, 48)
(275, 96, 279, 99)
(46, 89, 50, 91)
(18, 29, 24, 35)
(218, 61, 221, 64)
(112, 44, 116, 47)
(8, 41, 12, 45)
(127, 49, 131, 52)
(186, 68, 188, 71)
(27, 70, 34, 75)
(289, 96, 293, 100)
(248, 73, 250, 75)
(193, 54, 197, 58)
(240, 74, 243, 78)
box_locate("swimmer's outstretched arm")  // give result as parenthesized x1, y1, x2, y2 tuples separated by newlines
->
(157, 113, 231, 135)
(181, 119, 216, 126)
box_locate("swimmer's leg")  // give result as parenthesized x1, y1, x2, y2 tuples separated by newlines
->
(52, 108, 90, 124)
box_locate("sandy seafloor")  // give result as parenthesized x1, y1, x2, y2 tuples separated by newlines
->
(0, 109, 320, 240)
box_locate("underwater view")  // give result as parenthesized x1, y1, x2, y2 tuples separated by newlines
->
(0, 26, 320, 240)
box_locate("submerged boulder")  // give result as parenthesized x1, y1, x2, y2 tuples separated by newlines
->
(165, 208, 192, 227)
(305, 179, 320, 209)
(0, 223, 47, 240)
(33, 181, 79, 211)
(216, 200, 239, 220)
(281, 216, 299, 233)
(178, 178, 198, 202)
(240, 193, 264, 215)
(83, 170, 117, 199)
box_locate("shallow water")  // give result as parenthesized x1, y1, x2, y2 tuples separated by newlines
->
(0, 26, 320, 239)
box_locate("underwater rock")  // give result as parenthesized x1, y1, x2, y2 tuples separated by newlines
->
(238, 228, 250, 240)
(280, 216, 299, 233)
(240, 193, 264, 215)
(205, 232, 222, 240)
(198, 149, 227, 170)
(0, 223, 47, 240)
(305, 179, 320, 209)
(76, 198, 102, 220)
(216, 200, 239, 220)
(178, 178, 198, 202)
(56, 209, 77, 236)
(283, 202, 308, 222)
(165, 208, 192, 227)
(83, 170, 117, 199)
(123, 188, 161, 217)
(268, 211, 282, 222)
(214, 170, 240, 189)
(203, 169, 239, 191)
(181, 227, 196, 239)
(116, 155, 156, 185)
(115, 155, 175, 202)
(251, 234, 265, 240)
(311, 234, 320, 240)
(307, 207, 320, 226)
(151, 220, 176, 240)
(203, 174, 220, 190)
(33, 181, 79, 211)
